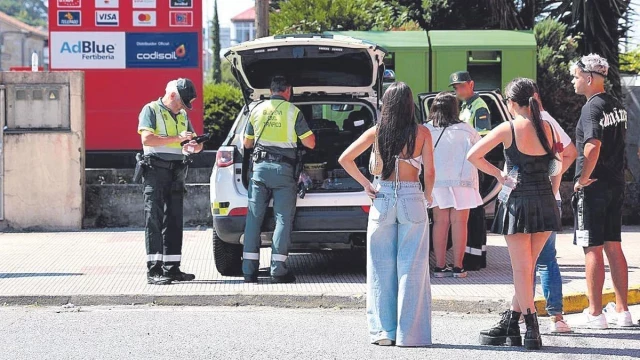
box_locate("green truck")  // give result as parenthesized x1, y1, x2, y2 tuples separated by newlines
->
(327, 30, 537, 95)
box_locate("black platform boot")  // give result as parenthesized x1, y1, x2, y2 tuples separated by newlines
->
(480, 310, 522, 346)
(524, 309, 542, 350)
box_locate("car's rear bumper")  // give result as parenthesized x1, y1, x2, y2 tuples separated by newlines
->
(214, 206, 369, 245)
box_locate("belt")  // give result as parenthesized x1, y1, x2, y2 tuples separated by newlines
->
(254, 151, 296, 167)
(146, 156, 185, 170)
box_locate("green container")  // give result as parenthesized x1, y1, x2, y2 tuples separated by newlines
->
(428, 30, 537, 93)
(327, 31, 431, 96)
(326, 30, 536, 96)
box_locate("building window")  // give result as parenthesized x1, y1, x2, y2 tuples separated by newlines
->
(234, 22, 255, 44)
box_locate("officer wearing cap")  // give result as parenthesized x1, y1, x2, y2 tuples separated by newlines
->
(242, 75, 316, 284)
(450, 71, 491, 135)
(137, 78, 202, 285)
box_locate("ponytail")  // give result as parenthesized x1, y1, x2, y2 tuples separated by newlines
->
(528, 97, 554, 157)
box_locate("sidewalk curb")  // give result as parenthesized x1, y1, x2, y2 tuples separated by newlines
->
(0, 294, 509, 313)
(535, 285, 640, 316)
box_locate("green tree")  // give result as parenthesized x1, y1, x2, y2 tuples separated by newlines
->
(621, 47, 640, 74)
(203, 83, 244, 150)
(0, 0, 47, 27)
(270, 0, 400, 34)
(534, 19, 584, 140)
(547, 0, 632, 99)
(380, 0, 552, 31)
(211, 0, 222, 84)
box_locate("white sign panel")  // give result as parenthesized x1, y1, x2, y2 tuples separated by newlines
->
(50, 32, 126, 69)
(95, 11, 119, 26)
(95, 0, 119, 8)
(133, 11, 156, 27)
(133, 0, 156, 8)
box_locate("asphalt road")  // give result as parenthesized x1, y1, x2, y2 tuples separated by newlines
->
(1, 305, 639, 360)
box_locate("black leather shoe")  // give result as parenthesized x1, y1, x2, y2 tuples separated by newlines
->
(244, 274, 258, 283)
(480, 310, 522, 346)
(165, 269, 196, 282)
(271, 273, 296, 284)
(147, 272, 173, 285)
(524, 310, 542, 350)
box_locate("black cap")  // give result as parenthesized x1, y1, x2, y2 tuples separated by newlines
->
(176, 78, 197, 110)
(449, 71, 472, 86)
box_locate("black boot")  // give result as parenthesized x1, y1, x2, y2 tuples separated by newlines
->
(480, 310, 522, 346)
(524, 309, 542, 350)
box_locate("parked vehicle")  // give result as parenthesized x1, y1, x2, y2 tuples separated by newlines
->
(210, 34, 513, 275)
(210, 34, 386, 275)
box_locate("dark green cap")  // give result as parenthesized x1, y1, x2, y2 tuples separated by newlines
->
(449, 71, 472, 86)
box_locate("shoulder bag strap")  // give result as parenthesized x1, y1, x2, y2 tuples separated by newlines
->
(433, 126, 447, 150)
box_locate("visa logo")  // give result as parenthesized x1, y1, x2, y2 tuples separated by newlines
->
(96, 11, 119, 26)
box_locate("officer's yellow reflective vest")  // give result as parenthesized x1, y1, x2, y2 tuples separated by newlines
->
(246, 99, 302, 148)
(460, 96, 490, 135)
(144, 101, 189, 156)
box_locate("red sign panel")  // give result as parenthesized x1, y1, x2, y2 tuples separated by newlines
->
(49, 0, 203, 152)
(58, 0, 81, 8)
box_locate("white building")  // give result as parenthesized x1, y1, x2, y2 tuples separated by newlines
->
(230, 6, 255, 46)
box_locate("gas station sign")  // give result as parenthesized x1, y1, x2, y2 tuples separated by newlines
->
(49, 0, 203, 151)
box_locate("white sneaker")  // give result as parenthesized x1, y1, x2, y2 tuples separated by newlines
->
(373, 339, 394, 346)
(573, 309, 608, 329)
(604, 303, 634, 327)
(549, 317, 572, 333)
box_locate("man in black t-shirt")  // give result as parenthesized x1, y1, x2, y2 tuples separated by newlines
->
(570, 54, 633, 329)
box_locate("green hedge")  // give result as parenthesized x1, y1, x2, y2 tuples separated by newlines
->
(203, 83, 244, 150)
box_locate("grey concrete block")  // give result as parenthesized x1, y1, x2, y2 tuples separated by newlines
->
(85, 168, 212, 184)
(84, 184, 211, 228)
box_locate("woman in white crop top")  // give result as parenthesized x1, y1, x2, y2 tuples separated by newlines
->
(425, 92, 483, 279)
(339, 82, 435, 347)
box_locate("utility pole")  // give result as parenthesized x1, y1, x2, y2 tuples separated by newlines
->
(255, 0, 269, 39)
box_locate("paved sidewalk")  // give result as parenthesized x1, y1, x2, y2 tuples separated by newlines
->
(1, 227, 639, 312)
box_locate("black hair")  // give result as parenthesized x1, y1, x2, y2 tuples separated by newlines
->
(504, 78, 555, 158)
(428, 91, 461, 128)
(270, 76, 290, 93)
(378, 82, 417, 179)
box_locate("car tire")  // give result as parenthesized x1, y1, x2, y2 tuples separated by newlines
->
(213, 228, 243, 276)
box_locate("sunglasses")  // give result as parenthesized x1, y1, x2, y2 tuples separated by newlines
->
(577, 60, 607, 78)
(502, 97, 511, 105)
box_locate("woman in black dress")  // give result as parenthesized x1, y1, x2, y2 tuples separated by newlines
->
(467, 78, 562, 350)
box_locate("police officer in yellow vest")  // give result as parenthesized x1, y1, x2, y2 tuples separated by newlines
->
(137, 78, 202, 285)
(450, 71, 491, 135)
(242, 76, 316, 284)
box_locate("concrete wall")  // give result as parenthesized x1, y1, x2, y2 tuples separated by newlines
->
(84, 184, 211, 228)
(1, 71, 85, 230)
(622, 83, 640, 182)
(82, 174, 640, 228)
(83, 167, 212, 228)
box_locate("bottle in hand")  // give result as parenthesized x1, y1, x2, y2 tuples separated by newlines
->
(498, 166, 519, 203)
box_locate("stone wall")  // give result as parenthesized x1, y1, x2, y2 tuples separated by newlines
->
(84, 167, 640, 228)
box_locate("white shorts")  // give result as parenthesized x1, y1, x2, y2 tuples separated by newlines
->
(429, 186, 483, 210)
